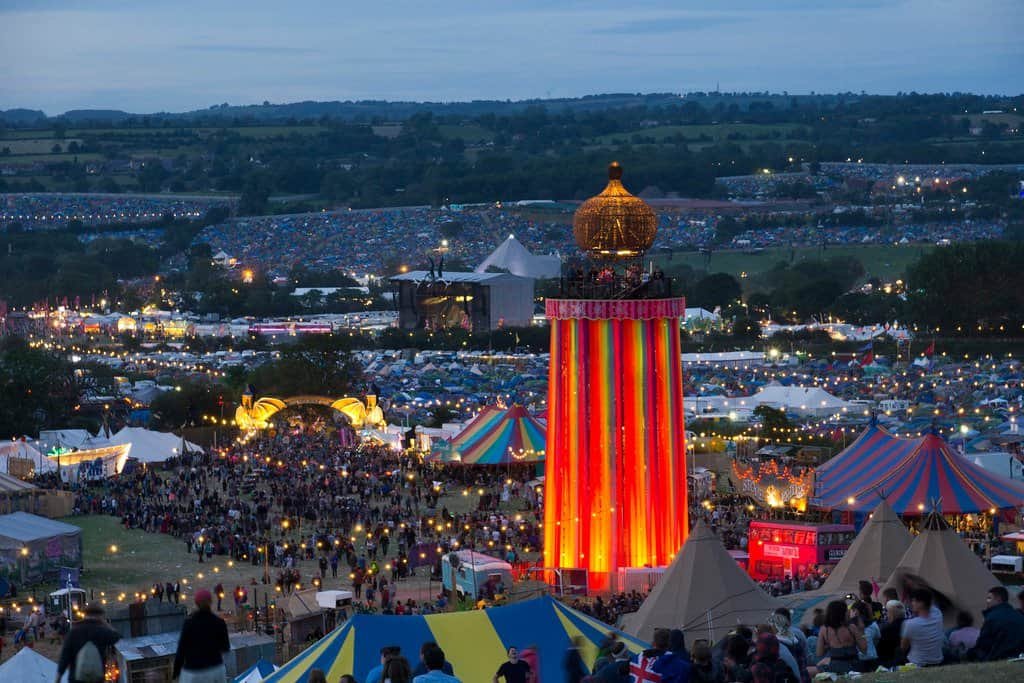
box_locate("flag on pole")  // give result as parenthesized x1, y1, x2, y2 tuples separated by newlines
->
(924, 341, 935, 357)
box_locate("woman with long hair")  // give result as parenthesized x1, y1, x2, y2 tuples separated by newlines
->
(807, 600, 866, 676)
(383, 654, 413, 683)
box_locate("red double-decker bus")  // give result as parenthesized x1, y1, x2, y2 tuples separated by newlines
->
(746, 520, 855, 581)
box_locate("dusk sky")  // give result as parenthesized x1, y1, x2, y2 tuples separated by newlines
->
(1, 0, 1021, 114)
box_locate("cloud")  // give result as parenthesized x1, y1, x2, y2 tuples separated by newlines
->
(592, 15, 741, 35)
(179, 44, 319, 55)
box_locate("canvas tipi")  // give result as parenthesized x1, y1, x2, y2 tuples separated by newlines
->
(624, 521, 782, 643)
(883, 510, 1001, 625)
(819, 499, 912, 594)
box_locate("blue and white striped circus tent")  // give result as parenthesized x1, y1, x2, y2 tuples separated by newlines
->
(263, 595, 649, 683)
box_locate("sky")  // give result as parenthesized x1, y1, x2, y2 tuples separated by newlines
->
(1, 0, 1021, 115)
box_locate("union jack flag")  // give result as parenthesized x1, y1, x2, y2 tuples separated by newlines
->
(630, 654, 662, 682)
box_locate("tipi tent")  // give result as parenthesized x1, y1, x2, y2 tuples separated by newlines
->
(818, 499, 912, 594)
(883, 510, 1002, 625)
(475, 234, 560, 279)
(623, 521, 782, 644)
(0, 647, 58, 682)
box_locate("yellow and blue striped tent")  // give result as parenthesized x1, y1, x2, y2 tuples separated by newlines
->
(263, 595, 649, 683)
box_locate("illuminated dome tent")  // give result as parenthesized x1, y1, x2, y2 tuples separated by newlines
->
(544, 162, 688, 591)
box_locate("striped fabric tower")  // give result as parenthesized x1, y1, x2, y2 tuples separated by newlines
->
(543, 297, 689, 591)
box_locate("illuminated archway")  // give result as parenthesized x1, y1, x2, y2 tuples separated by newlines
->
(235, 394, 386, 431)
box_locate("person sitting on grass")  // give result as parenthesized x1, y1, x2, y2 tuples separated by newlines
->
(967, 585, 1024, 662)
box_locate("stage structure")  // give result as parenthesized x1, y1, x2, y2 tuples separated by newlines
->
(544, 162, 688, 591)
(390, 271, 534, 332)
(234, 391, 386, 431)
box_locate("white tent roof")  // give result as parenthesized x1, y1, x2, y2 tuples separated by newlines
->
(0, 647, 58, 683)
(475, 234, 560, 279)
(751, 384, 848, 414)
(38, 429, 104, 451)
(106, 427, 203, 463)
(0, 440, 55, 475)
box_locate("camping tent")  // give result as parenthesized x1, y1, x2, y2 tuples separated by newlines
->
(0, 647, 58, 682)
(234, 658, 278, 683)
(262, 595, 648, 683)
(0, 511, 82, 583)
(813, 426, 1024, 515)
(623, 521, 782, 644)
(106, 427, 203, 463)
(444, 405, 545, 465)
(475, 234, 561, 279)
(883, 510, 1002, 626)
(818, 499, 912, 594)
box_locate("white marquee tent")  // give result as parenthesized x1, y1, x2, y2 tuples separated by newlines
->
(751, 383, 849, 416)
(475, 234, 560, 279)
(105, 427, 203, 464)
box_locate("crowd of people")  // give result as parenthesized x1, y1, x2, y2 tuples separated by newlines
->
(197, 206, 572, 278)
(0, 192, 230, 230)
(70, 425, 543, 615)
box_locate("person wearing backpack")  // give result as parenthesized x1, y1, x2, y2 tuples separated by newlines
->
(56, 603, 120, 683)
(173, 588, 230, 682)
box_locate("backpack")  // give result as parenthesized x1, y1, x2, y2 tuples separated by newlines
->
(74, 640, 105, 683)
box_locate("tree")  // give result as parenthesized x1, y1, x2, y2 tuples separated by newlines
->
(0, 337, 80, 438)
(754, 405, 790, 437)
(246, 335, 362, 397)
(690, 273, 742, 310)
(238, 173, 272, 216)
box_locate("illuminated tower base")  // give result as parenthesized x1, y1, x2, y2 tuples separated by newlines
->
(543, 297, 688, 591)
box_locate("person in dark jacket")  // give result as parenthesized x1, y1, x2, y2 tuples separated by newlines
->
(173, 589, 230, 682)
(56, 603, 121, 683)
(967, 586, 1024, 661)
(564, 636, 587, 683)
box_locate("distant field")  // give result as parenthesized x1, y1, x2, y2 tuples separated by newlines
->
(2, 152, 103, 165)
(0, 138, 84, 154)
(438, 123, 492, 142)
(594, 123, 803, 145)
(0, 129, 54, 139)
(65, 125, 326, 138)
(655, 243, 934, 285)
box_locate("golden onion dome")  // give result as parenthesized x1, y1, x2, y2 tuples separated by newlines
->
(573, 161, 656, 260)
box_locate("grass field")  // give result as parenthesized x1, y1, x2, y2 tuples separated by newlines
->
(859, 660, 1024, 682)
(0, 138, 85, 154)
(62, 515, 237, 596)
(2, 152, 103, 165)
(654, 243, 933, 285)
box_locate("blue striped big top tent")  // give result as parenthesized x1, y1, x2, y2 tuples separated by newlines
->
(812, 422, 1024, 515)
(262, 595, 648, 683)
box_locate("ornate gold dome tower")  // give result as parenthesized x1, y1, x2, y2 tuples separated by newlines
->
(573, 161, 657, 260)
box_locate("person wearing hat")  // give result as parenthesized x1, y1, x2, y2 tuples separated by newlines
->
(56, 603, 120, 683)
(173, 589, 230, 682)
